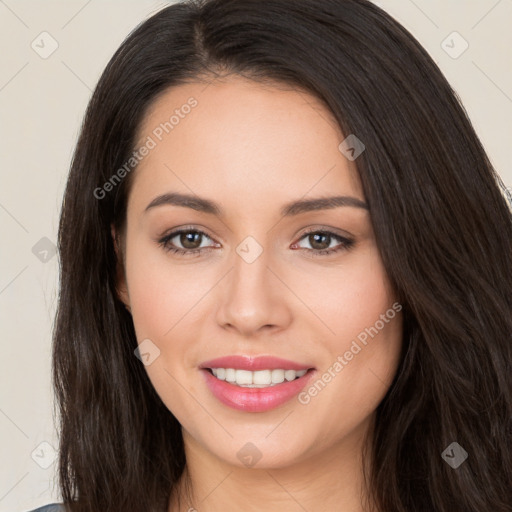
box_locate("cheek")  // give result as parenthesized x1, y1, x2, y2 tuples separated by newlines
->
(124, 241, 213, 340)
(123, 243, 207, 412)
(301, 246, 403, 411)
(294, 244, 398, 347)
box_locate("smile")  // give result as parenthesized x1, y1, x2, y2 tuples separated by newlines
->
(199, 357, 316, 412)
(207, 368, 308, 387)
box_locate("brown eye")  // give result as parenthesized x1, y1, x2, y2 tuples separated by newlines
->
(179, 231, 203, 249)
(292, 229, 355, 256)
(307, 232, 331, 250)
(159, 228, 218, 255)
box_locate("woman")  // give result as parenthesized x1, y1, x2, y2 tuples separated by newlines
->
(29, 0, 512, 510)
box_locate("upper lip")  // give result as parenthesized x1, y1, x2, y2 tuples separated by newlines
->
(199, 355, 314, 371)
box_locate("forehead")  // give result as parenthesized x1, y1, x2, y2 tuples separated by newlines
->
(129, 76, 364, 215)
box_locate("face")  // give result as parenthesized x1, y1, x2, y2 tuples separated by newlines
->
(116, 76, 403, 470)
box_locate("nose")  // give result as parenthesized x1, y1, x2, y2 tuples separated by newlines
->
(215, 243, 293, 337)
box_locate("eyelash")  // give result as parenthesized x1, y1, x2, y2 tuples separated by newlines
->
(158, 226, 354, 257)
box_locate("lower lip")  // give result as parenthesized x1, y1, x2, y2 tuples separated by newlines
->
(201, 369, 316, 412)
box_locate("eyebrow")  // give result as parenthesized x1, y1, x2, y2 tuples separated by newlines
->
(144, 192, 369, 217)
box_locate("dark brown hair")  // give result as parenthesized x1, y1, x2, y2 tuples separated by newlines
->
(53, 0, 512, 511)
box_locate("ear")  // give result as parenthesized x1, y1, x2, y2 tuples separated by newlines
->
(111, 223, 131, 312)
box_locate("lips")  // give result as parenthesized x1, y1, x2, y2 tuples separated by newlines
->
(199, 355, 316, 412)
(199, 355, 314, 371)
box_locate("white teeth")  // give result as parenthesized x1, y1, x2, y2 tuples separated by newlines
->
(272, 369, 285, 384)
(210, 368, 308, 387)
(225, 368, 236, 383)
(285, 370, 296, 382)
(235, 369, 253, 385)
(254, 369, 272, 385)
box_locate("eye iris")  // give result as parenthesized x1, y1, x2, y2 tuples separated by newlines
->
(181, 232, 202, 249)
(309, 233, 330, 250)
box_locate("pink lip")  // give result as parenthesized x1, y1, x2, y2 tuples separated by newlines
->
(200, 369, 317, 413)
(199, 355, 313, 371)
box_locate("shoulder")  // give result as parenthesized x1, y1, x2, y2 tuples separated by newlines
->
(25, 504, 66, 512)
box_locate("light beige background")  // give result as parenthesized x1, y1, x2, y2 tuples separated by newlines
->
(0, 1, 511, 511)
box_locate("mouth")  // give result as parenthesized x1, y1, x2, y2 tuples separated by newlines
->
(199, 358, 317, 412)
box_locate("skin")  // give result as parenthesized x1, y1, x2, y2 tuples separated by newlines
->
(115, 75, 403, 512)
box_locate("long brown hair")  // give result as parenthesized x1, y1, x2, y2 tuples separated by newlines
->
(53, 0, 512, 510)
